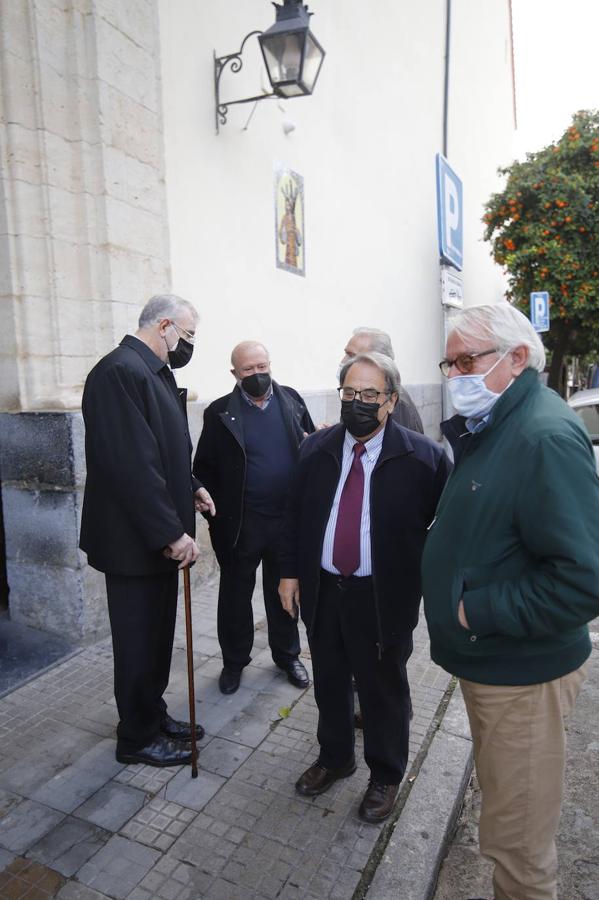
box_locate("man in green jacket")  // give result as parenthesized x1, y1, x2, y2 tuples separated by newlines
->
(422, 303, 599, 900)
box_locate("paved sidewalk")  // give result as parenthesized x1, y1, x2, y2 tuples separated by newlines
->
(0, 577, 452, 900)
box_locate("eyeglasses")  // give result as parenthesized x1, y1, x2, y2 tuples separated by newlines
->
(438, 347, 499, 377)
(170, 321, 196, 345)
(337, 387, 390, 404)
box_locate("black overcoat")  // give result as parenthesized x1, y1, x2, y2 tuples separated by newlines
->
(192, 381, 315, 565)
(80, 335, 199, 576)
(279, 419, 452, 652)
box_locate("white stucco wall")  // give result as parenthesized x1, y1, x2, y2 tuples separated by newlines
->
(158, 0, 515, 402)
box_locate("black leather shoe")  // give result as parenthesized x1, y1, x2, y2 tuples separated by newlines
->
(295, 757, 356, 797)
(219, 666, 242, 694)
(358, 780, 400, 823)
(116, 734, 193, 768)
(161, 713, 205, 741)
(278, 658, 310, 689)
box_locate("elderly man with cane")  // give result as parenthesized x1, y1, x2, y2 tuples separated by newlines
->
(80, 293, 214, 768)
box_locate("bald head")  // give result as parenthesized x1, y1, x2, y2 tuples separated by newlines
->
(230, 341, 271, 379)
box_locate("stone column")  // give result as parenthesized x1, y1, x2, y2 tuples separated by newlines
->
(0, 0, 171, 639)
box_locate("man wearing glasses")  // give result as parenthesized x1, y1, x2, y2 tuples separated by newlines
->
(423, 303, 599, 900)
(279, 352, 450, 822)
(81, 294, 215, 767)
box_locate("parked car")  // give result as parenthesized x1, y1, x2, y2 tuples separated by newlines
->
(568, 388, 599, 473)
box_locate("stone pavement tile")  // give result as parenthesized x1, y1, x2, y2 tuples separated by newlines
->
(0, 800, 64, 854)
(0, 856, 66, 898)
(217, 693, 289, 748)
(238, 665, 279, 692)
(113, 764, 178, 795)
(0, 847, 15, 870)
(0, 790, 22, 820)
(120, 798, 196, 852)
(128, 854, 214, 900)
(0, 725, 99, 793)
(195, 737, 253, 778)
(194, 686, 261, 736)
(76, 835, 161, 899)
(74, 783, 147, 832)
(56, 882, 112, 899)
(163, 768, 225, 812)
(30, 740, 124, 814)
(27, 816, 110, 877)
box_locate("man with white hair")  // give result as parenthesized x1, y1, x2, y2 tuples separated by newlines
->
(81, 294, 215, 767)
(340, 327, 423, 433)
(422, 303, 599, 900)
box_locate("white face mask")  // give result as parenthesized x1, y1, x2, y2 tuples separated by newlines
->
(447, 350, 511, 419)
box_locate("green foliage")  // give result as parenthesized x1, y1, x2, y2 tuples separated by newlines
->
(483, 110, 599, 359)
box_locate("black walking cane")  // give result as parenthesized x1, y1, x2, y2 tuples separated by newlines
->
(183, 565, 199, 778)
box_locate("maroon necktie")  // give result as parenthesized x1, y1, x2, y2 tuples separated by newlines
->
(333, 442, 366, 577)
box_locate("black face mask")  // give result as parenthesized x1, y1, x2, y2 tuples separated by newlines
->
(241, 372, 272, 398)
(340, 399, 386, 438)
(168, 338, 194, 369)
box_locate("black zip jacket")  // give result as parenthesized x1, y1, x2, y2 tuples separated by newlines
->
(192, 381, 314, 566)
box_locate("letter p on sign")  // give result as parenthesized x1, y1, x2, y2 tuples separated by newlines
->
(436, 154, 463, 271)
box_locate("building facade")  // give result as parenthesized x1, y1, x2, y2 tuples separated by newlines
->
(0, 0, 516, 639)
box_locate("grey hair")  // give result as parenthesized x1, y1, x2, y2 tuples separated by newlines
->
(339, 351, 401, 395)
(352, 327, 395, 360)
(448, 303, 546, 373)
(138, 294, 198, 329)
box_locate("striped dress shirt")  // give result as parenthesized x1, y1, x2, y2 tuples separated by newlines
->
(321, 427, 385, 576)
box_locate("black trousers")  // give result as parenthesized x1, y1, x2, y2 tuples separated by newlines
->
(218, 508, 300, 671)
(106, 570, 178, 752)
(309, 572, 413, 784)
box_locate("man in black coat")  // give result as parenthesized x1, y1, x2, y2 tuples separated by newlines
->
(193, 341, 315, 695)
(279, 352, 450, 822)
(80, 294, 215, 767)
(340, 327, 424, 433)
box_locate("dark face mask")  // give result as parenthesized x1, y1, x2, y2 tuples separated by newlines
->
(168, 338, 194, 369)
(340, 399, 386, 438)
(241, 372, 272, 398)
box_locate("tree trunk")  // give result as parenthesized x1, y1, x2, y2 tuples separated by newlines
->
(547, 323, 569, 395)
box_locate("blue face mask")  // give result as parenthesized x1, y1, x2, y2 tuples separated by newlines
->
(447, 351, 511, 419)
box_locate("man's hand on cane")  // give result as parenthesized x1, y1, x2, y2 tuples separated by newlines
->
(165, 533, 200, 569)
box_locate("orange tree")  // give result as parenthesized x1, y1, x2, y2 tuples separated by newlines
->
(483, 110, 599, 392)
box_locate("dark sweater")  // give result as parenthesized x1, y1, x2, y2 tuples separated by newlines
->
(241, 392, 296, 516)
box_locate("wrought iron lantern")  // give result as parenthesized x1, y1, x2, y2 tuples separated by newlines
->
(214, 0, 325, 134)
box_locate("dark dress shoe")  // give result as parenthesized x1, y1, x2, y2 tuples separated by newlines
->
(358, 780, 400, 823)
(219, 666, 242, 694)
(295, 757, 356, 796)
(116, 734, 192, 768)
(160, 713, 205, 741)
(278, 658, 310, 688)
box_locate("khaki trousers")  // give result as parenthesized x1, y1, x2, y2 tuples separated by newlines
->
(460, 664, 587, 900)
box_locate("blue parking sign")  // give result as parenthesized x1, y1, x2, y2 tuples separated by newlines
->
(436, 154, 463, 271)
(530, 291, 550, 333)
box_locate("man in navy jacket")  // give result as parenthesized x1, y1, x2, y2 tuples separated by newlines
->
(279, 352, 450, 822)
(193, 341, 315, 695)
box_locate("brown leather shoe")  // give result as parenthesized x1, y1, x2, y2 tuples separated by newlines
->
(358, 780, 400, 823)
(295, 757, 356, 797)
